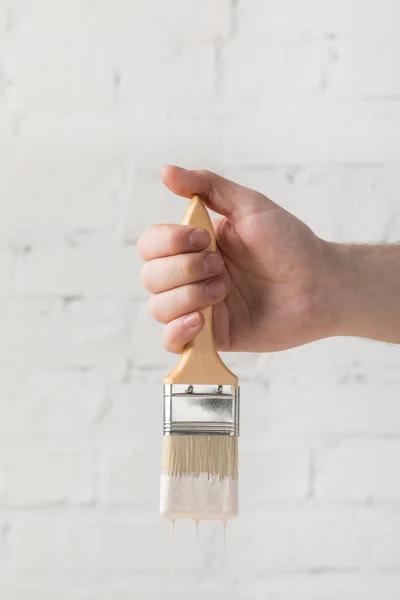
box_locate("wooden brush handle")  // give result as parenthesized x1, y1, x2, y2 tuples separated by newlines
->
(164, 195, 238, 386)
(182, 195, 216, 359)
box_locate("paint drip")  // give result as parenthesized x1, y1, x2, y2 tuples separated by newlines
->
(194, 519, 199, 544)
(170, 519, 175, 586)
(167, 517, 230, 584)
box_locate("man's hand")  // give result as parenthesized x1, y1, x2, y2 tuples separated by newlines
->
(137, 166, 400, 353)
(137, 166, 342, 353)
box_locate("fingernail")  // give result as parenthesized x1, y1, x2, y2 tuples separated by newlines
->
(183, 313, 200, 328)
(204, 252, 223, 274)
(189, 228, 210, 249)
(206, 279, 226, 298)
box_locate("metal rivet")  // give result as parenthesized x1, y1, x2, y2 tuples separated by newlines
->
(186, 385, 193, 393)
(216, 385, 223, 393)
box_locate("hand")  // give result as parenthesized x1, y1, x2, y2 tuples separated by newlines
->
(137, 166, 340, 353)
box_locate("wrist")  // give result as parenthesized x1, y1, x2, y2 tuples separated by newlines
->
(324, 242, 366, 337)
(324, 241, 400, 342)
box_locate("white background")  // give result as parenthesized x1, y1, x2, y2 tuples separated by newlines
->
(0, 1, 400, 598)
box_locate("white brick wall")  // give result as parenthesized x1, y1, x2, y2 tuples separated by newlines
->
(0, 0, 399, 598)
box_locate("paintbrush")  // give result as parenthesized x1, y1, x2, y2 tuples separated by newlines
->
(160, 194, 240, 528)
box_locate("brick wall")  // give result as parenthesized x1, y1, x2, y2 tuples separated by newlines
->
(0, 1, 399, 598)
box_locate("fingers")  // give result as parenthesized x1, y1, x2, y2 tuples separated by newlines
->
(138, 220, 226, 353)
(142, 251, 224, 294)
(137, 224, 210, 261)
(148, 278, 227, 324)
(161, 165, 274, 218)
(162, 312, 204, 354)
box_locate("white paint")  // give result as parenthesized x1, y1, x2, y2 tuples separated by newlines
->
(161, 475, 236, 585)
(170, 519, 175, 586)
(160, 474, 238, 521)
(223, 520, 227, 550)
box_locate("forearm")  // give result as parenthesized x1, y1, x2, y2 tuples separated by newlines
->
(328, 243, 400, 343)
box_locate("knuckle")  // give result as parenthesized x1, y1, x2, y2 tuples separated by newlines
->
(179, 255, 187, 281)
(166, 225, 186, 255)
(179, 254, 194, 282)
(165, 226, 192, 256)
(181, 285, 194, 308)
(176, 226, 192, 252)
(141, 263, 152, 291)
(162, 329, 178, 354)
(136, 226, 159, 260)
(165, 227, 174, 254)
(147, 295, 162, 321)
(161, 330, 171, 352)
(136, 233, 147, 260)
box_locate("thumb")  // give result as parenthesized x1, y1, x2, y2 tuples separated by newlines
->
(161, 165, 272, 218)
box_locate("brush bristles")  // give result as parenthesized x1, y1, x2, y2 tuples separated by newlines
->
(161, 435, 238, 481)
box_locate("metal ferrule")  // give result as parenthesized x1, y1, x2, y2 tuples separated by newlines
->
(163, 384, 240, 436)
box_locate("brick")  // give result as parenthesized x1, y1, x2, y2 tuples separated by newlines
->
(0, 297, 132, 370)
(12, 0, 231, 48)
(14, 518, 66, 571)
(0, 449, 94, 506)
(17, 239, 141, 296)
(0, 369, 109, 442)
(227, 508, 400, 573)
(269, 379, 400, 435)
(0, 591, 251, 600)
(134, 0, 232, 39)
(120, 169, 188, 243)
(8, 1, 114, 111)
(236, 0, 400, 39)
(221, 38, 324, 110)
(107, 451, 160, 507)
(251, 575, 400, 600)
(226, 510, 360, 573)
(7, 1, 219, 112)
(316, 440, 400, 502)
(330, 37, 400, 99)
(261, 336, 400, 387)
(66, 516, 244, 577)
(240, 449, 309, 504)
(17, 112, 225, 170)
(66, 516, 168, 573)
(0, 250, 15, 295)
(0, 518, 12, 567)
(116, 43, 216, 112)
(221, 100, 400, 165)
(360, 511, 400, 569)
(0, 139, 126, 241)
(223, 165, 400, 243)
(0, 5, 9, 34)
(94, 373, 161, 444)
(0, 61, 7, 102)
(2, 575, 399, 600)
(130, 300, 175, 369)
